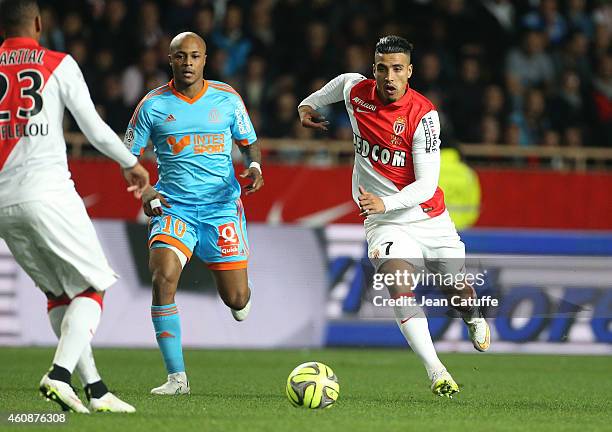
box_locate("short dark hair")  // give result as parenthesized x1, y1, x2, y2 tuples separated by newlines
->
(0, 0, 39, 32)
(375, 35, 414, 58)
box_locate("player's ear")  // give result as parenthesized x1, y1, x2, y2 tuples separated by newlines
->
(372, 63, 376, 77)
(167, 54, 172, 67)
(407, 63, 413, 79)
(35, 15, 42, 34)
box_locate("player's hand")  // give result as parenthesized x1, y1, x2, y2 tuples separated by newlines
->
(122, 162, 150, 199)
(240, 167, 264, 195)
(142, 186, 171, 217)
(358, 185, 385, 217)
(298, 105, 330, 131)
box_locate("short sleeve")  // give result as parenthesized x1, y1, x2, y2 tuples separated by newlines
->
(124, 98, 153, 156)
(231, 95, 257, 146)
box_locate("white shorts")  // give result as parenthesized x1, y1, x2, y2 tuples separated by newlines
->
(0, 190, 118, 298)
(365, 210, 465, 276)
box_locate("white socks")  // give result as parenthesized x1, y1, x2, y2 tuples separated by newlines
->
(50, 297, 102, 377)
(231, 298, 251, 321)
(393, 301, 445, 379)
(231, 282, 252, 322)
(48, 304, 102, 385)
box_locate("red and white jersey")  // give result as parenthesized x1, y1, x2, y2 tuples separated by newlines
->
(0, 37, 136, 207)
(300, 73, 445, 224)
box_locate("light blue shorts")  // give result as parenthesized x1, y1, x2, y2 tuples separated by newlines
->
(148, 198, 249, 270)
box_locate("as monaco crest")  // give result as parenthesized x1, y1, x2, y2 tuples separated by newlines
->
(393, 116, 406, 135)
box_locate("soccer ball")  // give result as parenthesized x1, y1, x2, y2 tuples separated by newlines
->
(286, 361, 339, 409)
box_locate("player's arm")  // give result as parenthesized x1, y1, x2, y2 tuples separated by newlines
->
(298, 73, 365, 131)
(140, 184, 170, 217)
(238, 140, 263, 195)
(382, 111, 441, 211)
(359, 111, 441, 215)
(123, 93, 170, 216)
(232, 95, 263, 195)
(58, 55, 149, 198)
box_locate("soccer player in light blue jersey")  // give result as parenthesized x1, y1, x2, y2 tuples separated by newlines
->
(124, 32, 264, 395)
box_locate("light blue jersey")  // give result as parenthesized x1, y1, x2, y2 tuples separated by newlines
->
(125, 80, 255, 269)
(124, 79, 257, 205)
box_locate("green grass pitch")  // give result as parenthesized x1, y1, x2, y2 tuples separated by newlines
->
(1, 347, 611, 431)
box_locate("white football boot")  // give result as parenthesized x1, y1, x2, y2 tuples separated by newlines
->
(150, 372, 190, 395)
(464, 317, 491, 352)
(89, 392, 136, 413)
(430, 370, 460, 398)
(39, 374, 90, 413)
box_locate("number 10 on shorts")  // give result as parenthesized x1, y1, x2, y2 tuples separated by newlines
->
(161, 215, 187, 238)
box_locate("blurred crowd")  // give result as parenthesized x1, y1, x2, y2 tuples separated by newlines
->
(3, 0, 611, 150)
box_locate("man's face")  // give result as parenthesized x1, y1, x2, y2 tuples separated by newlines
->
(169, 36, 206, 86)
(525, 32, 544, 55)
(373, 52, 412, 103)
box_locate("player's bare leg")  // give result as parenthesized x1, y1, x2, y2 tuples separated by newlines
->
(440, 282, 490, 352)
(46, 290, 135, 412)
(212, 267, 251, 321)
(149, 247, 190, 395)
(378, 259, 459, 397)
(150, 247, 184, 305)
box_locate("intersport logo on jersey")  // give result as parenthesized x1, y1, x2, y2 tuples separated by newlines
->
(166, 133, 225, 155)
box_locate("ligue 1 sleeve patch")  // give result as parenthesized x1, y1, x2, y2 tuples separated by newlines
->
(124, 127, 134, 149)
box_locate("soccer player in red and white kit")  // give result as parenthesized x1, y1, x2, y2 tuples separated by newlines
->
(0, 0, 149, 413)
(299, 36, 490, 397)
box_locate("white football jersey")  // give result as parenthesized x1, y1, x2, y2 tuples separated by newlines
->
(0, 37, 136, 207)
(300, 73, 445, 224)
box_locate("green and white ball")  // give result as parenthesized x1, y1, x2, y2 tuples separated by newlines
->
(286, 361, 339, 409)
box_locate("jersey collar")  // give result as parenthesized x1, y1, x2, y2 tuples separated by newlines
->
(371, 81, 413, 109)
(169, 79, 209, 104)
(0, 37, 40, 49)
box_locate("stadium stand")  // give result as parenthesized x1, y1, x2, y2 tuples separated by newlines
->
(2, 0, 610, 166)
